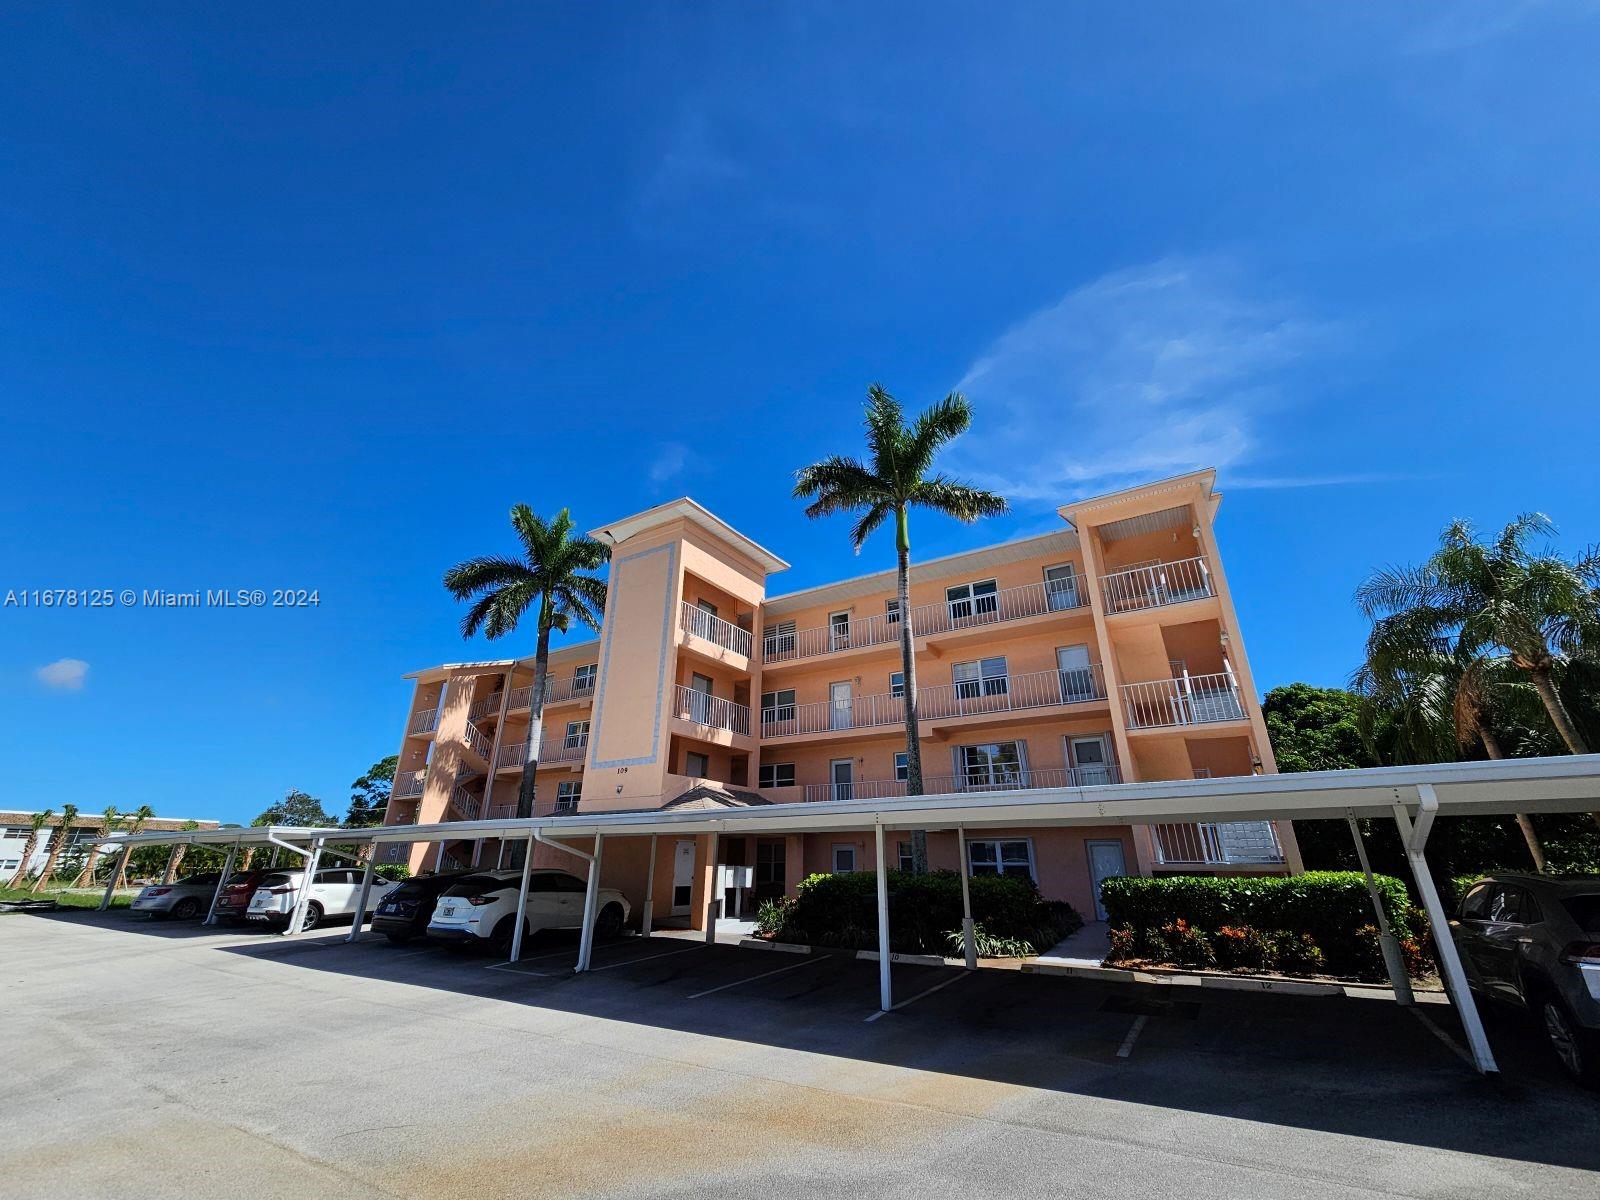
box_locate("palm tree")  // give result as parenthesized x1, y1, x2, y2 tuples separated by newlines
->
(71, 806, 121, 888)
(114, 805, 154, 890)
(31, 804, 79, 892)
(794, 385, 1009, 870)
(6, 809, 51, 890)
(444, 506, 610, 818)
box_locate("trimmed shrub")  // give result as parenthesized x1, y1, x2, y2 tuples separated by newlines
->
(1212, 925, 1274, 971)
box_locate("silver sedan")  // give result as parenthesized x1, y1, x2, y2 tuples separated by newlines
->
(130, 872, 225, 920)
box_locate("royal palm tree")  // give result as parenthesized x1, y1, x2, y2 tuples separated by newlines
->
(7, 809, 51, 890)
(31, 804, 79, 892)
(444, 506, 610, 818)
(113, 805, 154, 890)
(794, 386, 1008, 870)
(71, 806, 121, 888)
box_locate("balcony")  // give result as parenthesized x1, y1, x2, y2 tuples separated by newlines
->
(762, 577, 1090, 665)
(1100, 556, 1213, 615)
(506, 674, 597, 712)
(408, 707, 439, 736)
(448, 785, 481, 822)
(494, 735, 588, 771)
(1121, 672, 1245, 730)
(673, 685, 751, 736)
(761, 665, 1107, 739)
(801, 764, 1123, 803)
(1153, 821, 1284, 866)
(394, 770, 426, 800)
(680, 601, 753, 659)
(469, 691, 504, 722)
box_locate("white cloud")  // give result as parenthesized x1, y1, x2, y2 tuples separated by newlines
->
(648, 441, 691, 486)
(36, 658, 89, 691)
(947, 258, 1337, 502)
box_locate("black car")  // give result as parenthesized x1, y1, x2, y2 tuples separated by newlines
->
(370, 872, 473, 943)
(1451, 873, 1600, 1086)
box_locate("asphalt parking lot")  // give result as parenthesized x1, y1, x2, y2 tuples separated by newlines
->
(3, 910, 1597, 1200)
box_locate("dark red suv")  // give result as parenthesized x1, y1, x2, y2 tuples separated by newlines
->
(212, 870, 274, 922)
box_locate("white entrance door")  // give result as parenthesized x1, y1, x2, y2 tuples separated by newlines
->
(1044, 563, 1079, 610)
(1069, 735, 1113, 785)
(830, 758, 854, 802)
(1056, 644, 1094, 702)
(829, 681, 852, 730)
(1085, 839, 1126, 921)
(671, 839, 696, 916)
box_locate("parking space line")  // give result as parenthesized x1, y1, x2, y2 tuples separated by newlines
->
(687, 954, 830, 999)
(1116, 1015, 1148, 1058)
(483, 961, 564, 978)
(864, 969, 970, 1022)
(587, 945, 705, 972)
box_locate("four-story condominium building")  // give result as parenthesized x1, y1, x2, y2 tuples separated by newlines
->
(382, 469, 1300, 927)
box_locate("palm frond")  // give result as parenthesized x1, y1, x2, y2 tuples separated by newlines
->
(848, 501, 894, 551)
(909, 474, 1009, 522)
(443, 555, 536, 599)
(905, 392, 973, 478)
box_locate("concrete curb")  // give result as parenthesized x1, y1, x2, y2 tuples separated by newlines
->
(1021, 958, 1447, 1002)
(738, 938, 812, 955)
(856, 949, 948, 967)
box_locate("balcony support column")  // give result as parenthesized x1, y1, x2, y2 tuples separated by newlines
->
(875, 823, 892, 1010)
(956, 826, 977, 970)
(641, 835, 657, 937)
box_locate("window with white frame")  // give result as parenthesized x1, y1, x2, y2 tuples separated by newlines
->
(555, 781, 581, 813)
(946, 578, 998, 621)
(894, 751, 909, 782)
(764, 620, 796, 656)
(761, 688, 796, 723)
(885, 597, 901, 625)
(831, 844, 857, 873)
(897, 841, 915, 872)
(958, 741, 1026, 788)
(758, 762, 796, 789)
(889, 670, 905, 698)
(967, 838, 1036, 881)
(573, 663, 597, 692)
(564, 720, 590, 748)
(828, 611, 851, 650)
(953, 656, 1008, 699)
(685, 751, 710, 778)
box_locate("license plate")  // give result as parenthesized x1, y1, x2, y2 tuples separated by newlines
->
(439, 905, 457, 919)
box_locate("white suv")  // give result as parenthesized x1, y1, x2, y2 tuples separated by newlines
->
(426, 868, 629, 955)
(246, 866, 398, 931)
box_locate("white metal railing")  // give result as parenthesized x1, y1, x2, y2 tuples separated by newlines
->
(762, 577, 1090, 664)
(469, 691, 504, 721)
(505, 674, 596, 711)
(673, 685, 751, 735)
(680, 602, 753, 658)
(409, 707, 439, 735)
(394, 770, 425, 799)
(1100, 556, 1213, 614)
(1153, 821, 1283, 865)
(1121, 670, 1245, 729)
(449, 786, 481, 821)
(462, 722, 491, 760)
(801, 764, 1123, 804)
(494, 734, 587, 770)
(762, 665, 1106, 738)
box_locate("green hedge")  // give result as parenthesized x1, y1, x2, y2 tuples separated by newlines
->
(756, 870, 1082, 956)
(1100, 871, 1422, 980)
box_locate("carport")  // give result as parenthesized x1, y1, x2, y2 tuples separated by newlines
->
(368, 753, 1600, 1077)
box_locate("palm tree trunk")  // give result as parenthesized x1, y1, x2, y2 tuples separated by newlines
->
(72, 843, 103, 889)
(238, 848, 254, 871)
(8, 833, 40, 889)
(517, 602, 553, 820)
(164, 844, 186, 884)
(1526, 666, 1600, 832)
(31, 833, 65, 893)
(894, 508, 928, 874)
(1478, 720, 1548, 873)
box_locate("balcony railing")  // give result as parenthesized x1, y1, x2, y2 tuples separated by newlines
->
(800, 764, 1123, 804)
(762, 665, 1107, 738)
(408, 707, 439, 735)
(1101, 556, 1213, 614)
(506, 674, 597, 712)
(680, 602, 753, 658)
(762, 577, 1090, 665)
(1153, 821, 1283, 866)
(1121, 671, 1245, 729)
(673, 685, 751, 736)
(449, 786, 481, 822)
(462, 722, 492, 761)
(469, 691, 504, 722)
(394, 770, 426, 799)
(495, 735, 588, 770)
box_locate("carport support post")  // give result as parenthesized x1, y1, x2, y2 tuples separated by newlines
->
(956, 826, 977, 970)
(703, 831, 720, 945)
(1394, 786, 1497, 1075)
(204, 847, 238, 925)
(875, 823, 892, 1012)
(99, 845, 131, 911)
(286, 839, 324, 936)
(508, 832, 537, 962)
(576, 833, 605, 972)
(641, 835, 657, 937)
(1345, 812, 1412, 1005)
(347, 856, 377, 943)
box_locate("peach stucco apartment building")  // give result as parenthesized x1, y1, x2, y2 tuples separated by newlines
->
(380, 469, 1301, 928)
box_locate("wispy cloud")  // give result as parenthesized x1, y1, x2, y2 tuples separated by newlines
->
(635, 110, 747, 229)
(648, 441, 691, 486)
(947, 258, 1339, 502)
(1403, 0, 1592, 55)
(1227, 471, 1435, 491)
(36, 658, 89, 691)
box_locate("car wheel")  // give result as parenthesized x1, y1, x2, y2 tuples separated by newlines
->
(489, 915, 522, 957)
(300, 902, 324, 932)
(597, 902, 625, 940)
(171, 897, 201, 920)
(1539, 996, 1600, 1087)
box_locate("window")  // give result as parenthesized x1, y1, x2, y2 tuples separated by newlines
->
(959, 741, 1026, 788)
(764, 620, 796, 657)
(685, 751, 710, 778)
(573, 664, 597, 692)
(758, 762, 796, 789)
(1044, 563, 1080, 610)
(967, 838, 1036, 881)
(889, 670, 905, 698)
(696, 598, 718, 617)
(946, 579, 998, 621)
(894, 752, 909, 782)
(761, 689, 796, 721)
(555, 781, 581, 813)
(831, 844, 857, 873)
(564, 720, 589, 749)
(754, 840, 786, 892)
(1460, 882, 1495, 921)
(897, 841, 915, 872)
(885, 598, 901, 625)
(953, 656, 1008, 699)
(0, 859, 18, 871)
(829, 611, 851, 650)
(1489, 885, 1541, 925)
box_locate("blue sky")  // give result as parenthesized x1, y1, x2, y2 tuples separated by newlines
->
(3, 4, 1598, 827)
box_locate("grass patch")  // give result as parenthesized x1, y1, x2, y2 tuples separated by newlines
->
(0, 885, 135, 911)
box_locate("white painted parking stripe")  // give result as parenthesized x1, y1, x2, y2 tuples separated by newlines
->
(687, 954, 829, 999)
(1116, 1015, 1148, 1058)
(587, 945, 705, 972)
(864, 969, 970, 1022)
(483, 961, 563, 978)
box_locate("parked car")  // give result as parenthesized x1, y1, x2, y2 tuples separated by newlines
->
(370, 871, 472, 944)
(245, 866, 399, 931)
(1451, 873, 1600, 1085)
(426, 868, 629, 955)
(130, 872, 223, 920)
(212, 869, 277, 922)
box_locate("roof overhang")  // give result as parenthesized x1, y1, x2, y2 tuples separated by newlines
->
(100, 825, 383, 849)
(589, 498, 790, 575)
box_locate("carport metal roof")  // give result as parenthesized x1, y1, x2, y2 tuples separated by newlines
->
(100, 824, 381, 849)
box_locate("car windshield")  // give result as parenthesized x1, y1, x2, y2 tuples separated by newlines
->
(442, 874, 513, 898)
(1561, 895, 1600, 933)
